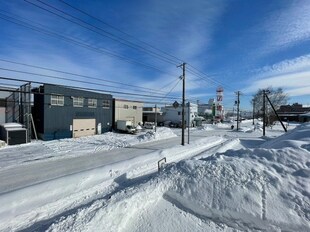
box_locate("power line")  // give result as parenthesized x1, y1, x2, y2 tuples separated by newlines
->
(0, 11, 176, 76)
(0, 59, 181, 96)
(24, 0, 179, 66)
(58, 0, 184, 64)
(187, 65, 233, 91)
(0, 87, 176, 106)
(0, 60, 201, 102)
(0, 76, 183, 101)
(0, 6, 229, 101)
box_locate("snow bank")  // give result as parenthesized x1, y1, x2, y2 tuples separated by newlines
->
(45, 123, 310, 231)
(0, 135, 226, 231)
(261, 122, 310, 149)
(137, 127, 177, 142)
(0, 128, 177, 169)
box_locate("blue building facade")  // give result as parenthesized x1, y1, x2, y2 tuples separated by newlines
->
(33, 84, 113, 140)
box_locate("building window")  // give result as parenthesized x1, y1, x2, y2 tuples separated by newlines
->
(102, 100, 110, 109)
(51, 94, 64, 106)
(88, 98, 97, 108)
(124, 104, 129, 109)
(133, 105, 137, 110)
(73, 97, 84, 107)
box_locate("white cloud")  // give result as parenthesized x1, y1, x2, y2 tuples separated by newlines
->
(243, 54, 310, 97)
(255, 0, 310, 57)
(266, 1, 310, 49)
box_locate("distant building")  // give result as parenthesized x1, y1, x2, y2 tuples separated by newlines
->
(112, 99, 143, 128)
(277, 103, 310, 122)
(33, 84, 113, 140)
(198, 98, 214, 117)
(142, 106, 163, 124)
(161, 102, 198, 127)
(299, 112, 310, 122)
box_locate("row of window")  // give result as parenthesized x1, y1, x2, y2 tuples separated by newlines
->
(51, 95, 111, 108)
(123, 104, 138, 110)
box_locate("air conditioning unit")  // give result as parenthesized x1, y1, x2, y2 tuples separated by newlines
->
(0, 123, 28, 145)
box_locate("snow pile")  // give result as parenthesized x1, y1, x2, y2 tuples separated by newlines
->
(261, 122, 310, 149)
(137, 127, 177, 142)
(161, 146, 310, 231)
(45, 123, 310, 231)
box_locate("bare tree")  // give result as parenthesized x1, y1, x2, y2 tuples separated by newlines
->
(252, 87, 289, 125)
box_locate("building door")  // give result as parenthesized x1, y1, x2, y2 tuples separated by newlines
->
(72, 119, 96, 138)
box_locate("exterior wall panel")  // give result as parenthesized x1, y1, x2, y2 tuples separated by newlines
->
(113, 99, 143, 127)
(33, 84, 112, 140)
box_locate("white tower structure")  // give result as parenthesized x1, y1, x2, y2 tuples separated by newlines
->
(216, 87, 224, 121)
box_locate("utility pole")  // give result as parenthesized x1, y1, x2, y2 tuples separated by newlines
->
(236, 91, 241, 131)
(252, 99, 255, 125)
(263, 90, 266, 136)
(188, 101, 190, 144)
(177, 63, 186, 146)
(155, 104, 157, 132)
(265, 93, 287, 133)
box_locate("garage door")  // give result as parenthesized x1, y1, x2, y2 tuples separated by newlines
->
(72, 119, 96, 138)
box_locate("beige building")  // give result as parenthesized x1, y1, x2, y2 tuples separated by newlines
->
(113, 99, 143, 127)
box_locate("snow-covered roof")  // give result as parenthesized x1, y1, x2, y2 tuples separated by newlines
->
(0, 123, 23, 128)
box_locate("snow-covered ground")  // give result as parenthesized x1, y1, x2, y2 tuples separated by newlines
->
(0, 121, 309, 231)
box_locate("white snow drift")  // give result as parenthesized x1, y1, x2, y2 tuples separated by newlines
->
(0, 122, 309, 231)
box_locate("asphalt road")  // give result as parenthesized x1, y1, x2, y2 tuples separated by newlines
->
(0, 135, 186, 194)
(0, 127, 265, 194)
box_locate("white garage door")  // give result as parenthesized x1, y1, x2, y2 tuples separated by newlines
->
(72, 119, 96, 138)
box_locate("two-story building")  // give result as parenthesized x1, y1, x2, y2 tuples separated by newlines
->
(161, 102, 198, 127)
(112, 99, 143, 128)
(33, 84, 113, 140)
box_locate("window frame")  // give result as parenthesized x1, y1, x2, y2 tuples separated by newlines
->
(73, 97, 84, 107)
(50, 94, 64, 106)
(102, 99, 111, 109)
(88, 98, 97, 108)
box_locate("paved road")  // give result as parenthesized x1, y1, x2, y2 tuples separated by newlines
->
(0, 127, 266, 194)
(0, 135, 190, 194)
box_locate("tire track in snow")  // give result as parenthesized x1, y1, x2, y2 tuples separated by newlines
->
(163, 191, 278, 232)
(192, 138, 238, 160)
(262, 184, 267, 221)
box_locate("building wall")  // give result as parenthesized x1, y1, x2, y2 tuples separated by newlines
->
(162, 103, 198, 127)
(0, 88, 14, 124)
(0, 108, 5, 124)
(142, 107, 163, 124)
(33, 84, 113, 140)
(113, 99, 143, 127)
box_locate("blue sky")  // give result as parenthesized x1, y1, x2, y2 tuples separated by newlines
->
(0, 0, 309, 110)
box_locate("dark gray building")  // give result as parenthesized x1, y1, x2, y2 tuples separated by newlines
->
(33, 84, 113, 140)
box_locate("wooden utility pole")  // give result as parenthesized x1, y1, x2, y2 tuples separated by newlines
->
(263, 90, 266, 136)
(177, 63, 186, 146)
(265, 93, 287, 133)
(188, 101, 190, 144)
(236, 91, 241, 131)
(155, 104, 157, 132)
(252, 99, 255, 125)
